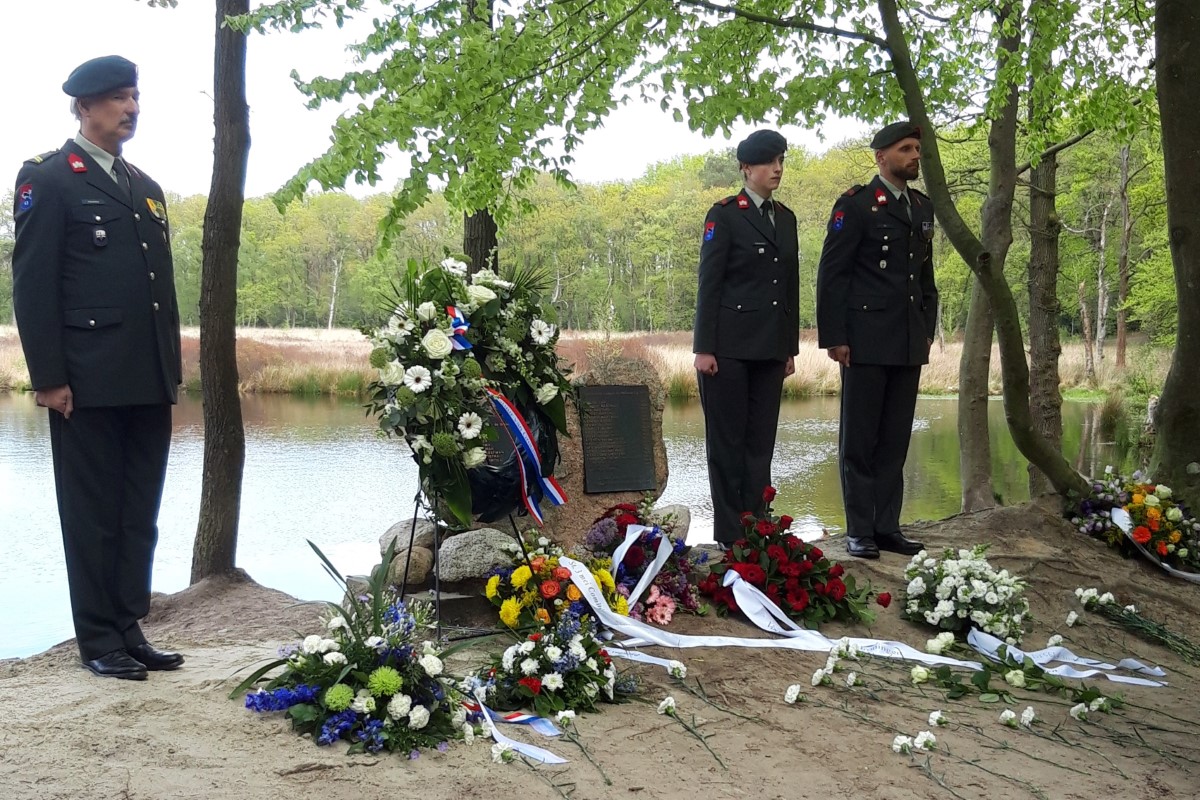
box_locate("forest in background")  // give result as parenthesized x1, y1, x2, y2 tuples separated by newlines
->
(0, 124, 1174, 367)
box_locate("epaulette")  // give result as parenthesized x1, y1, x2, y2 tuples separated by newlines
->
(843, 184, 864, 197)
(716, 195, 737, 206)
(25, 149, 59, 165)
(774, 198, 791, 213)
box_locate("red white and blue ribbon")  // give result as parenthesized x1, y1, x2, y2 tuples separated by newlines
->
(463, 701, 562, 737)
(471, 691, 567, 764)
(485, 388, 567, 525)
(445, 305, 473, 351)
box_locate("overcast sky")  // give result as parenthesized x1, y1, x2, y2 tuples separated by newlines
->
(1, 1, 867, 200)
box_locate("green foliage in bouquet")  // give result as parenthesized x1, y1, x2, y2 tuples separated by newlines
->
(231, 542, 474, 755)
(364, 257, 575, 526)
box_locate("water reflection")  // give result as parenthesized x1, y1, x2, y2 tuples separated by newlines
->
(0, 392, 1134, 658)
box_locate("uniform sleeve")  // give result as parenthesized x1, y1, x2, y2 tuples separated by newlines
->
(815, 193, 863, 350)
(921, 211, 939, 342)
(785, 208, 800, 356)
(11, 164, 69, 389)
(693, 204, 729, 354)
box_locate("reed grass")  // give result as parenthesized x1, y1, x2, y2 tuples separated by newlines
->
(0, 324, 1170, 402)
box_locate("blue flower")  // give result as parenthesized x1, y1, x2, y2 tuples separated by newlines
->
(244, 684, 319, 713)
(317, 710, 358, 746)
(437, 741, 450, 753)
(355, 718, 386, 753)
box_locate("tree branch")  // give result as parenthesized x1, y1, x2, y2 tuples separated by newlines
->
(674, 0, 889, 48)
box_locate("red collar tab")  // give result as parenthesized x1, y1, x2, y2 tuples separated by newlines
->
(736, 196, 750, 209)
(68, 154, 87, 173)
(874, 188, 888, 205)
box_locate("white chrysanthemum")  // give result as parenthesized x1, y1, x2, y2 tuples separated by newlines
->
(1069, 703, 1088, 721)
(323, 651, 347, 666)
(387, 693, 412, 720)
(913, 731, 937, 751)
(520, 658, 540, 676)
(457, 412, 483, 439)
(542, 673, 565, 692)
(501, 646, 518, 672)
(530, 319, 556, 345)
(668, 661, 687, 679)
(408, 705, 431, 729)
(999, 709, 1018, 728)
(519, 641, 536, 654)
(544, 646, 563, 662)
(784, 684, 803, 704)
(892, 735, 914, 754)
(440, 257, 469, 275)
(419, 654, 444, 677)
(404, 365, 433, 393)
(1020, 706, 1037, 728)
(929, 710, 947, 727)
(657, 696, 676, 715)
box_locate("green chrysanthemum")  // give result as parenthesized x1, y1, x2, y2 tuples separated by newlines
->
(432, 431, 459, 457)
(369, 347, 391, 368)
(367, 666, 404, 697)
(324, 683, 354, 711)
(393, 387, 417, 406)
(460, 359, 483, 380)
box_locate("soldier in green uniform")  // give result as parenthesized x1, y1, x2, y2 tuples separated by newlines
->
(12, 56, 184, 678)
(816, 121, 938, 559)
(694, 130, 800, 547)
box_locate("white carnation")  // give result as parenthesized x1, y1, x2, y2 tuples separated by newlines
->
(387, 694, 412, 719)
(419, 654, 444, 676)
(407, 705, 431, 729)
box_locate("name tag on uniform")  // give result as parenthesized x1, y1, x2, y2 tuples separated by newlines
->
(755, 241, 767, 254)
(922, 221, 935, 241)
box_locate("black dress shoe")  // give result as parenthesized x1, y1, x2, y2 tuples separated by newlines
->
(126, 643, 185, 671)
(875, 531, 924, 556)
(846, 536, 880, 559)
(83, 650, 148, 680)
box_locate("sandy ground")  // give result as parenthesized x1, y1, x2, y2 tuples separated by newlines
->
(4, 499, 1200, 800)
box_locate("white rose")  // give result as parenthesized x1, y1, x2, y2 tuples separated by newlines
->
(466, 284, 497, 305)
(421, 328, 454, 360)
(536, 383, 559, 405)
(417, 301, 438, 322)
(1144, 493, 1161, 507)
(463, 448, 487, 468)
(1004, 670, 1026, 688)
(1168, 507, 1184, 522)
(999, 709, 1018, 728)
(911, 666, 930, 685)
(1156, 484, 1173, 499)
(419, 654, 444, 676)
(379, 360, 406, 385)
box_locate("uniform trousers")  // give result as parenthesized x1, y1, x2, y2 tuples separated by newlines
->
(698, 356, 786, 543)
(49, 404, 172, 660)
(838, 363, 921, 539)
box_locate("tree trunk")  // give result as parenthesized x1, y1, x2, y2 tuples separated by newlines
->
(1094, 199, 1112, 366)
(191, 0, 250, 584)
(1116, 145, 1133, 369)
(1027, 150, 1063, 498)
(327, 255, 342, 330)
(1078, 281, 1096, 382)
(1151, 0, 1200, 508)
(958, 279, 995, 511)
(879, 0, 1089, 500)
(463, 209, 498, 274)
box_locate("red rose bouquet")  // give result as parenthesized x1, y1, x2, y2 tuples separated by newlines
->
(699, 487, 877, 627)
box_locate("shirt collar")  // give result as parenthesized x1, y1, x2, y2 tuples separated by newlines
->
(743, 186, 772, 209)
(74, 133, 118, 179)
(878, 175, 909, 202)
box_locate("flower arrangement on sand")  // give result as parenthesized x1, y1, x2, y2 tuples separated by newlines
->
(901, 544, 1029, 644)
(364, 258, 574, 526)
(1072, 468, 1200, 574)
(699, 487, 877, 626)
(485, 530, 627, 629)
(579, 500, 708, 623)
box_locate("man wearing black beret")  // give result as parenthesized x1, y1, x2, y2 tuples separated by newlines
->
(815, 121, 938, 559)
(12, 55, 184, 678)
(694, 130, 800, 546)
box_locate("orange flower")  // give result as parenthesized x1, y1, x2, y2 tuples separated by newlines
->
(566, 585, 582, 602)
(1170, 531, 1183, 544)
(552, 566, 572, 581)
(530, 556, 546, 572)
(539, 580, 561, 599)
(1150, 518, 1161, 532)
(1132, 526, 1152, 545)
(1157, 541, 1169, 557)
(536, 608, 551, 624)
(1132, 494, 1145, 505)
(1147, 507, 1162, 520)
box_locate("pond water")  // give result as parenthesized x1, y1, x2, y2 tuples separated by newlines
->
(0, 392, 1126, 658)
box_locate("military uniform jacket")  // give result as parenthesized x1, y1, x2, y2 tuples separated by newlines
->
(12, 140, 181, 407)
(815, 175, 938, 366)
(693, 190, 800, 362)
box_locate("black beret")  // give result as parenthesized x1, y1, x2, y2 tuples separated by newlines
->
(736, 130, 788, 165)
(62, 55, 138, 98)
(870, 121, 922, 150)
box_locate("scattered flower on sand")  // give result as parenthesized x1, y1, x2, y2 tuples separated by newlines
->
(491, 742, 515, 763)
(784, 684, 803, 704)
(911, 666, 930, 685)
(845, 672, 859, 687)
(928, 710, 947, 727)
(668, 661, 687, 680)
(1004, 669, 1026, 688)
(1020, 706, 1037, 728)
(1066, 611, 1079, 627)
(892, 735, 914, 754)
(913, 731, 937, 751)
(1070, 703, 1088, 721)
(1046, 634, 1063, 647)
(657, 696, 677, 715)
(1000, 709, 1018, 728)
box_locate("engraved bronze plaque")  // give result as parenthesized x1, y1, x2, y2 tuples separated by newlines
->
(481, 406, 516, 466)
(579, 385, 656, 493)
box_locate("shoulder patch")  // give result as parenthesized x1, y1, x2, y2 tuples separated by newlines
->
(25, 149, 59, 165)
(716, 196, 736, 206)
(843, 184, 864, 197)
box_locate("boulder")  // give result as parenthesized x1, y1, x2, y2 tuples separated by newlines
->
(380, 518, 441, 554)
(437, 528, 514, 582)
(385, 546, 434, 587)
(654, 504, 692, 543)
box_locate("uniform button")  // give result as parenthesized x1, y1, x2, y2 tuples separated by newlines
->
(910, 252, 914, 258)
(150, 272, 156, 280)
(909, 274, 914, 281)
(94, 215, 102, 222)
(862, 305, 868, 310)
(153, 302, 160, 311)
(772, 301, 778, 306)
(909, 296, 914, 302)
(134, 213, 141, 221)
(882, 245, 889, 252)
(142, 242, 149, 250)
(773, 257, 779, 263)
(736, 304, 743, 310)
(88, 319, 96, 327)
(884, 235, 889, 241)
(879, 260, 887, 269)
(772, 279, 778, 285)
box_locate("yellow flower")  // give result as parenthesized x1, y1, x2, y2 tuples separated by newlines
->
(1132, 494, 1145, 505)
(1170, 531, 1182, 544)
(522, 589, 539, 608)
(1147, 507, 1162, 521)
(485, 575, 501, 600)
(595, 569, 616, 592)
(566, 585, 582, 602)
(536, 608, 551, 624)
(499, 597, 522, 628)
(510, 565, 532, 589)
(615, 595, 629, 616)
